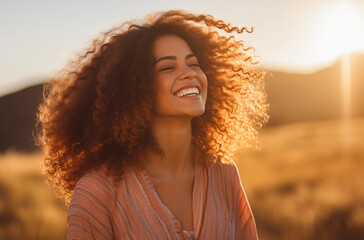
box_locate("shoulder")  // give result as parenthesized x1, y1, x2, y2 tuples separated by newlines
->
(208, 161, 240, 181)
(69, 168, 117, 214)
(68, 168, 118, 239)
(206, 161, 243, 191)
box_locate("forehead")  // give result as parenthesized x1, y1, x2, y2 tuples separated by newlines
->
(152, 35, 193, 58)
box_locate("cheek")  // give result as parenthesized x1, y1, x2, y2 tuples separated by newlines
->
(200, 73, 208, 101)
(199, 72, 208, 90)
(154, 75, 172, 99)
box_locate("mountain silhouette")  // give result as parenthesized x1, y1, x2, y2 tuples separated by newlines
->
(0, 84, 43, 151)
(266, 53, 364, 125)
(0, 54, 363, 152)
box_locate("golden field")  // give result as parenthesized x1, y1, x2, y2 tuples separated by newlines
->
(0, 152, 67, 240)
(0, 118, 363, 240)
(238, 118, 364, 240)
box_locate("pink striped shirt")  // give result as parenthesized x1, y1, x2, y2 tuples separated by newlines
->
(68, 162, 258, 239)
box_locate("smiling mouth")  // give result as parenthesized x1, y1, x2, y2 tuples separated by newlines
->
(174, 87, 200, 98)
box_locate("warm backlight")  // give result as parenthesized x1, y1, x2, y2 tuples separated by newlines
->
(318, 2, 364, 59)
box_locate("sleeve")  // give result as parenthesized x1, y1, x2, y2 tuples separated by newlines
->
(228, 163, 259, 240)
(67, 173, 115, 240)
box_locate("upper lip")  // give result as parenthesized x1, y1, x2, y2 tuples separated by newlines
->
(173, 83, 201, 95)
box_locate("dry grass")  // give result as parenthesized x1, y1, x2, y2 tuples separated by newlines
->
(0, 151, 67, 240)
(237, 118, 364, 240)
(0, 118, 363, 239)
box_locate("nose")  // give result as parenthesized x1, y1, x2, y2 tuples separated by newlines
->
(179, 64, 197, 80)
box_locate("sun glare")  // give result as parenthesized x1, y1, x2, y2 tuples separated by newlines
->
(341, 55, 351, 118)
(315, 1, 364, 62)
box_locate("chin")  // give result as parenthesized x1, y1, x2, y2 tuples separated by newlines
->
(186, 107, 206, 117)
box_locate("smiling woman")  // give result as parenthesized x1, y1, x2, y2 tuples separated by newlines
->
(36, 10, 268, 239)
(152, 35, 208, 118)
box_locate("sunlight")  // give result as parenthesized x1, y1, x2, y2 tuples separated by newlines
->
(316, 1, 364, 62)
(323, 2, 363, 156)
(340, 53, 352, 157)
(341, 54, 351, 118)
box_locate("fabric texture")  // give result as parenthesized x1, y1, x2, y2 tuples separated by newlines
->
(67, 162, 258, 240)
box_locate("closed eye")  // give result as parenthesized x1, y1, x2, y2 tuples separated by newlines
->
(159, 67, 175, 71)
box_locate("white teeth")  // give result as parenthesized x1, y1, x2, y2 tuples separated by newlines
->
(175, 87, 200, 97)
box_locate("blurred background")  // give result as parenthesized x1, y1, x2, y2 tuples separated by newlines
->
(1, 0, 363, 239)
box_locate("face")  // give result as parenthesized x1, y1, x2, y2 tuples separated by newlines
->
(152, 35, 208, 119)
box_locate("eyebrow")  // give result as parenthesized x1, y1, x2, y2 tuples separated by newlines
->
(154, 53, 196, 65)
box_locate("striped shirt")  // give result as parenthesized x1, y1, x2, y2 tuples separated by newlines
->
(68, 162, 258, 239)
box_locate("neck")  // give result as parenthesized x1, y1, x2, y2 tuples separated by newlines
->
(143, 115, 194, 179)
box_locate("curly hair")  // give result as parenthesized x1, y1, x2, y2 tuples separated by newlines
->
(36, 10, 269, 204)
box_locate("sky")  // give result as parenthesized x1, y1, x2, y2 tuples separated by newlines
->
(1, 0, 364, 96)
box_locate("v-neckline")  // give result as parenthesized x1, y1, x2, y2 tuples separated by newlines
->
(137, 163, 204, 238)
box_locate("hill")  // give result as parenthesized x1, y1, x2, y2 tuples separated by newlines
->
(0, 85, 43, 151)
(266, 53, 364, 125)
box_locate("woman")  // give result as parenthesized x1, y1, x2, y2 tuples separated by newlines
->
(36, 10, 268, 239)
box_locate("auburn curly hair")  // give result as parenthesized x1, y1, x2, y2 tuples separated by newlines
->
(36, 10, 269, 204)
